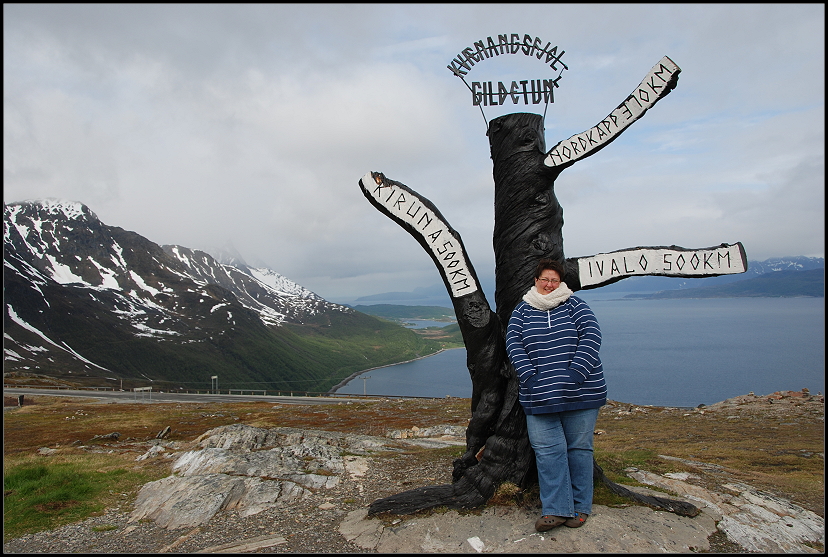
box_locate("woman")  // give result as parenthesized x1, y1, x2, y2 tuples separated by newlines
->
(505, 259, 606, 531)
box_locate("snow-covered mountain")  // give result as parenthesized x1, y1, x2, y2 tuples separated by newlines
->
(4, 199, 344, 330)
(4, 199, 398, 389)
(161, 244, 337, 327)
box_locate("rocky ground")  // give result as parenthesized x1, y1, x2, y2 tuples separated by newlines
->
(3, 390, 824, 553)
(4, 425, 463, 553)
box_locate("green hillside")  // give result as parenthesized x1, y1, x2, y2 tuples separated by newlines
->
(10, 309, 440, 394)
(282, 309, 443, 389)
(350, 305, 464, 347)
(4, 268, 441, 393)
(135, 312, 437, 393)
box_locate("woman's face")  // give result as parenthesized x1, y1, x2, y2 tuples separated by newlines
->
(535, 269, 561, 295)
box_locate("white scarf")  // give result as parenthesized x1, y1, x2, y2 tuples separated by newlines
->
(522, 282, 573, 311)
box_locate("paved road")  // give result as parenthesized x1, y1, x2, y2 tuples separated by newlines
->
(3, 387, 352, 405)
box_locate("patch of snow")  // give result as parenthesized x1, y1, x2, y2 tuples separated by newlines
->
(248, 267, 319, 299)
(133, 323, 181, 338)
(130, 271, 160, 296)
(89, 257, 122, 289)
(6, 304, 110, 371)
(111, 241, 128, 268)
(45, 254, 86, 285)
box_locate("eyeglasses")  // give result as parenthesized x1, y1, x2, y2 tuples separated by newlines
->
(536, 277, 561, 285)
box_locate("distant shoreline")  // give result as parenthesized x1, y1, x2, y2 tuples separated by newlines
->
(328, 348, 457, 393)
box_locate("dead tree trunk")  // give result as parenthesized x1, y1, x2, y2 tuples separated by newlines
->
(490, 112, 568, 324)
(362, 113, 701, 519)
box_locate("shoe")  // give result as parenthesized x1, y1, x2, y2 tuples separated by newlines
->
(564, 512, 588, 528)
(535, 515, 566, 531)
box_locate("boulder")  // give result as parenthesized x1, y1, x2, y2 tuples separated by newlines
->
(627, 469, 825, 552)
(90, 432, 120, 442)
(130, 424, 396, 529)
(129, 474, 246, 529)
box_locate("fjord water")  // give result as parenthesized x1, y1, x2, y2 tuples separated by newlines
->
(335, 297, 825, 407)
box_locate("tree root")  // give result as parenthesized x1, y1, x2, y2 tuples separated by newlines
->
(368, 459, 700, 518)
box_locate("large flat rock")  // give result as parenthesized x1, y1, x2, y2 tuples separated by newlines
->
(340, 504, 719, 553)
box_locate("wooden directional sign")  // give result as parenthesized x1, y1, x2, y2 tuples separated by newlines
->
(359, 172, 480, 298)
(575, 243, 748, 289)
(545, 56, 680, 169)
(447, 33, 569, 125)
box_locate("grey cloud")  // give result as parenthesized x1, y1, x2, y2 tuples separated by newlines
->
(4, 4, 823, 302)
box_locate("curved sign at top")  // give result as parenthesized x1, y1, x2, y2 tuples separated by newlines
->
(447, 34, 568, 111)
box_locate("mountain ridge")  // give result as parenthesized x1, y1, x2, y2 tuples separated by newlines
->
(626, 268, 824, 299)
(4, 199, 439, 391)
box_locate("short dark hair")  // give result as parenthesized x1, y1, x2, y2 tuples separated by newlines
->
(534, 259, 565, 279)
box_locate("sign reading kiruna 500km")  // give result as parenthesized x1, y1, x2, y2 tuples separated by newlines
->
(361, 174, 478, 298)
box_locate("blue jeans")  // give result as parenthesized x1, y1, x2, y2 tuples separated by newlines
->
(525, 407, 600, 517)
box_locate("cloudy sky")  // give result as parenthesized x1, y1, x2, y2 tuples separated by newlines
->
(4, 4, 824, 303)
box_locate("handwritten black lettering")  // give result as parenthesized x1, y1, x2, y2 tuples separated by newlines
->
(569, 140, 580, 155)
(406, 202, 420, 219)
(637, 88, 650, 103)
(509, 81, 520, 104)
(703, 252, 713, 269)
(361, 172, 480, 299)
(653, 63, 674, 84)
(586, 129, 597, 146)
(510, 34, 520, 54)
(436, 240, 453, 254)
(453, 278, 472, 291)
(393, 193, 406, 211)
(647, 75, 663, 94)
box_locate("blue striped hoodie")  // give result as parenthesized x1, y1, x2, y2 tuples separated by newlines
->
(506, 296, 607, 415)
